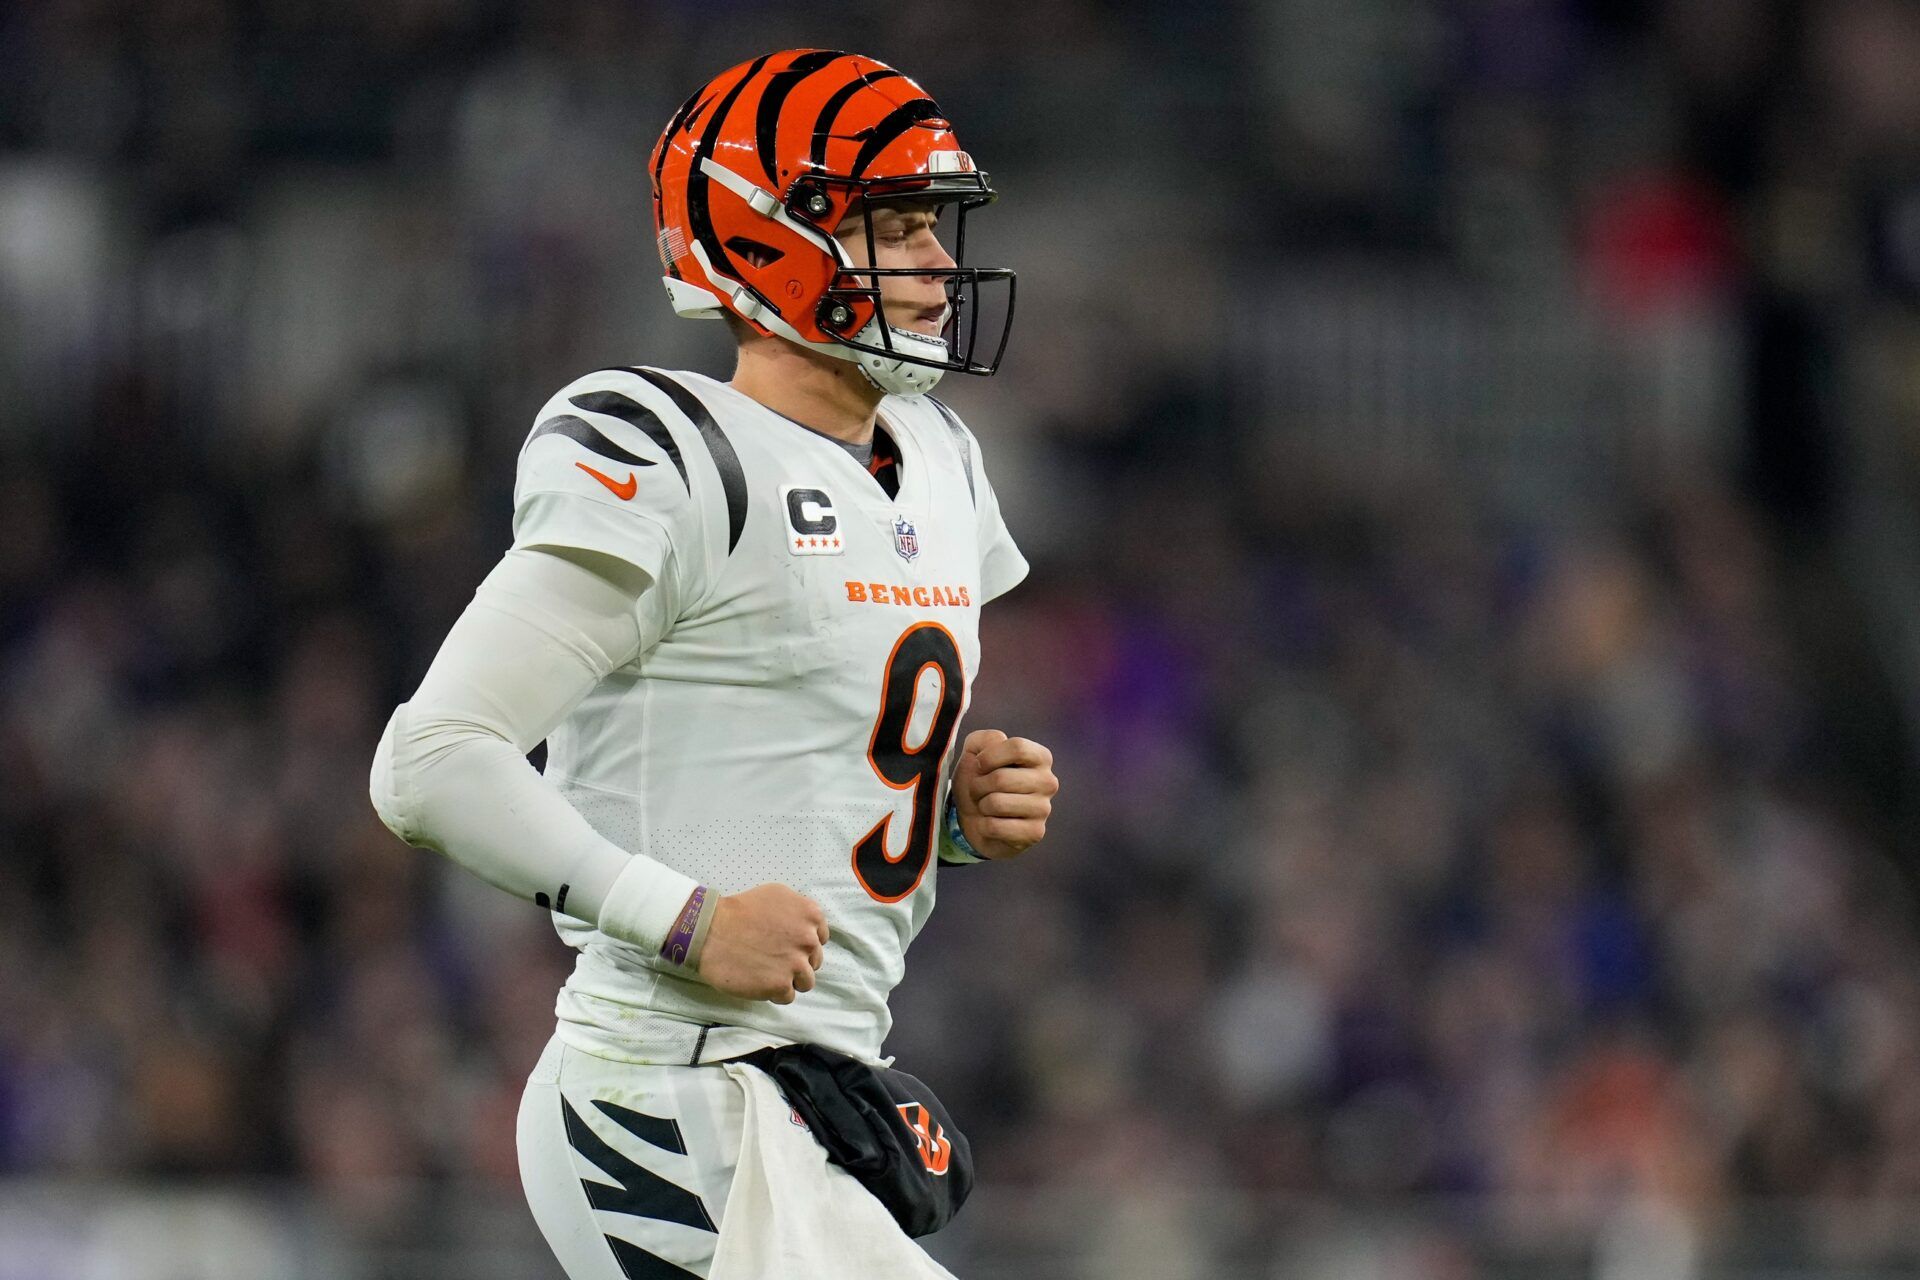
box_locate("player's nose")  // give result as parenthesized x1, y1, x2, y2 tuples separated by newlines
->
(920, 235, 957, 277)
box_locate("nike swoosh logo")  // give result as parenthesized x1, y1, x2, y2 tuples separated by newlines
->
(576, 462, 638, 500)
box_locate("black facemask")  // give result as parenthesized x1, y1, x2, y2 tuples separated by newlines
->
(790, 171, 1017, 379)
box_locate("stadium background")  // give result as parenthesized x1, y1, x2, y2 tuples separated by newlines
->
(7, 1, 1920, 1276)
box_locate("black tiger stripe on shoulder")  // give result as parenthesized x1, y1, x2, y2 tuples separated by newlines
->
(926, 396, 976, 506)
(626, 369, 749, 555)
(568, 391, 686, 492)
(528, 414, 655, 469)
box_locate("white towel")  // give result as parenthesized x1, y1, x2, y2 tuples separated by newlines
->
(709, 1062, 960, 1279)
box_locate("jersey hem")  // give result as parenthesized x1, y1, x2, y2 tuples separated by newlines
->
(554, 1014, 801, 1068)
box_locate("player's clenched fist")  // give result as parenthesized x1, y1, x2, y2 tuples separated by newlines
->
(953, 729, 1059, 860)
(697, 883, 830, 1004)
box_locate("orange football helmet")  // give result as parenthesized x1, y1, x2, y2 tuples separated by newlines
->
(650, 50, 1015, 395)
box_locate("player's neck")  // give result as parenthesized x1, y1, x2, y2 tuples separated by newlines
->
(730, 340, 882, 447)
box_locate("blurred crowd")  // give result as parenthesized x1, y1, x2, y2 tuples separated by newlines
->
(7, 0, 1920, 1274)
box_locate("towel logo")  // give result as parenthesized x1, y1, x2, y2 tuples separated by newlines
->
(896, 1102, 951, 1176)
(789, 1106, 810, 1131)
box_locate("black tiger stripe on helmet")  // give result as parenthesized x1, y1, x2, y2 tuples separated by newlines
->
(754, 49, 851, 187)
(851, 99, 945, 178)
(650, 50, 1015, 394)
(684, 53, 774, 298)
(808, 69, 905, 171)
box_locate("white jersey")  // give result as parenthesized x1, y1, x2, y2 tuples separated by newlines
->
(509, 366, 1027, 1066)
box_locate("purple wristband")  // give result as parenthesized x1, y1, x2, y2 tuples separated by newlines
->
(660, 885, 708, 967)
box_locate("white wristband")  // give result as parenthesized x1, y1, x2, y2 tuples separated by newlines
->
(597, 854, 706, 954)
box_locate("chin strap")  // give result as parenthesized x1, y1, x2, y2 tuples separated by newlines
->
(846, 319, 949, 395)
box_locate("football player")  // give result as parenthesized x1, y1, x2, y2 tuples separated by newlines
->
(369, 49, 1057, 1279)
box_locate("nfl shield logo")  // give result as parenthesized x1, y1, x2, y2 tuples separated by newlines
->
(892, 515, 920, 563)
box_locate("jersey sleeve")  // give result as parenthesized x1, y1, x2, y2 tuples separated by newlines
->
(924, 396, 1029, 605)
(369, 546, 707, 954)
(511, 369, 716, 624)
(950, 414, 1029, 605)
(975, 456, 1029, 605)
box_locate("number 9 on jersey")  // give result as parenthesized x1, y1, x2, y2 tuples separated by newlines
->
(853, 622, 966, 902)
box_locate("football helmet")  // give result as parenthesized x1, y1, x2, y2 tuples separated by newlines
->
(650, 50, 1015, 396)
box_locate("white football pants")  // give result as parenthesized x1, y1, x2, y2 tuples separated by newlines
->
(517, 1036, 746, 1280)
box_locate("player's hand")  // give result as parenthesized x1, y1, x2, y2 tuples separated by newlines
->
(696, 883, 829, 1004)
(953, 729, 1058, 860)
